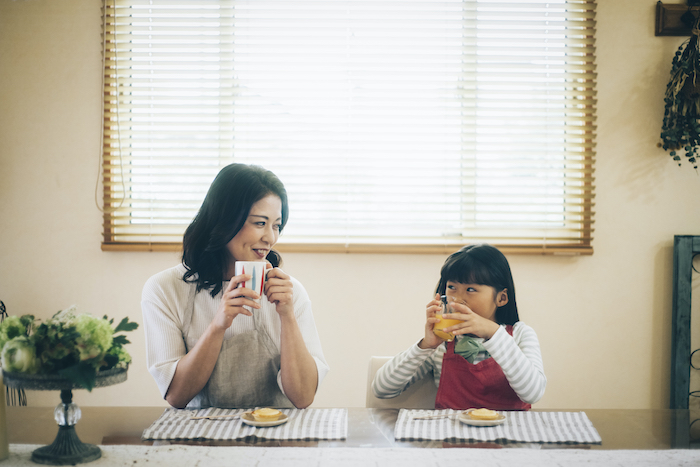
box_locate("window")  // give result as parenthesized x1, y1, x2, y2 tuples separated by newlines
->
(102, 0, 596, 254)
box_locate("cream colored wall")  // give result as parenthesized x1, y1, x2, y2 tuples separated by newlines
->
(1, 0, 699, 409)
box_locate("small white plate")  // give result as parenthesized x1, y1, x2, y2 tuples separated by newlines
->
(240, 411, 289, 427)
(458, 409, 506, 427)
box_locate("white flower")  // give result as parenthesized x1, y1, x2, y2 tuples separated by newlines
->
(50, 305, 78, 326)
(1, 336, 39, 374)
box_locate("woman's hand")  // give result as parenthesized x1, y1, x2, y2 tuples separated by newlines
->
(212, 273, 261, 331)
(418, 294, 445, 349)
(441, 302, 500, 340)
(264, 267, 294, 317)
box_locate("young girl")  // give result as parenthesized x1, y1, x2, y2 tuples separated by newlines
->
(372, 244, 545, 410)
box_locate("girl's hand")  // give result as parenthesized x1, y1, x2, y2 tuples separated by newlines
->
(418, 293, 445, 349)
(264, 267, 294, 318)
(441, 302, 500, 340)
(212, 273, 260, 331)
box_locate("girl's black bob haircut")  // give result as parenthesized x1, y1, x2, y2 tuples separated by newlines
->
(435, 244, 519, 325)
(182, 163, 289, 297)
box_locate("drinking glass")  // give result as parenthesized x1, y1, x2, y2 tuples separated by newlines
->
(432, 295, 464, 341)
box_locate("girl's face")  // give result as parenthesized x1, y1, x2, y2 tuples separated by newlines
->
(226, 194, 282, 265)
(445, 280, 508, 323)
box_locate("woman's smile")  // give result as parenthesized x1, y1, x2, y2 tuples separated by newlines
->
(253, 248, 270, 259)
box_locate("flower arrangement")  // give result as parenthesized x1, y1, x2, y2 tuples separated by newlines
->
(0, 306, 138, 391)
(660, 17, 700, 170)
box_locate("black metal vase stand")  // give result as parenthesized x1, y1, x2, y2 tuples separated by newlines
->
(30, 389, 101, 465)
(2, 367, 127, 465)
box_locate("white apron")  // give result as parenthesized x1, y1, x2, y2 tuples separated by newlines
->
(182, 285, 293, 409)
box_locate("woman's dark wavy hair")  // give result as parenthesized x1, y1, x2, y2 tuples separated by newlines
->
(435, 244, 519, 325)
(182, 163, 289, 297)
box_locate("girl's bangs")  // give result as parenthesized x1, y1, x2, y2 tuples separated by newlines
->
(443, 255, 494, 286)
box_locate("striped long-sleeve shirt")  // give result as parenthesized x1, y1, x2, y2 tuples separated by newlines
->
(371, 322, 546, 404)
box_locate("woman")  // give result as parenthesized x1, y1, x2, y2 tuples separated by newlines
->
(142, 163, 329, 409)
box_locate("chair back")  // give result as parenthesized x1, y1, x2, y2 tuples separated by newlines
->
(365, 356, 437, 409)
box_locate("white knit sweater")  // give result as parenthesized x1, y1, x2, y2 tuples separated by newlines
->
(141, 264, 330, 400)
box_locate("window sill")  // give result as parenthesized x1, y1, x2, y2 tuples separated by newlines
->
(101, 242, 592, 256)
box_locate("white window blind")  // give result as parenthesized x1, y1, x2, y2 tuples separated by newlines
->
(102, 0, 596, 254)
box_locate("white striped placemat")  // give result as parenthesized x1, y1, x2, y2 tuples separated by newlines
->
(394, 410, 602, 444)
(142, 408, 347, 441)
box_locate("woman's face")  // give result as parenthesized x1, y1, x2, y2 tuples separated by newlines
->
(226, 194, 282, 264)
(445, 281, 507, 323)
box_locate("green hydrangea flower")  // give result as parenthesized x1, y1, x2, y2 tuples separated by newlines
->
(74, 314, 113, 362)
(0, 315, 28, 351)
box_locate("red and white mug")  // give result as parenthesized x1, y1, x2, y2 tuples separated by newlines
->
(234, 261, 268, 299)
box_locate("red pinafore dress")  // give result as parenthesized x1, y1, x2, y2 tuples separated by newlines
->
(434, 325, 531, 411)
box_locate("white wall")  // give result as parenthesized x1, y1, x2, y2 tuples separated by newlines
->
(1, 0, 700, 409)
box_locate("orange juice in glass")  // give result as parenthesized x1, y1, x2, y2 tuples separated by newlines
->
(433, 295, 463, 341)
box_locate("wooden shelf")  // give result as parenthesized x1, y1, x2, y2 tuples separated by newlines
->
(656, 2, 700, 36)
